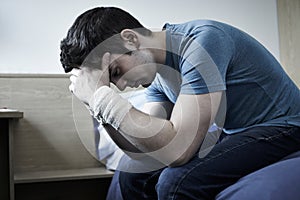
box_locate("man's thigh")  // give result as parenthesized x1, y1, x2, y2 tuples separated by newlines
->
(120, 126, 300, 199)
(156, 126, 300, 199)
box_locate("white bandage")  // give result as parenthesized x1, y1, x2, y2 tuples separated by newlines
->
(89, 86, 132, 130)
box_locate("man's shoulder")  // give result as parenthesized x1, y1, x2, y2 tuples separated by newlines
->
(165, 20, 226, 31)
(164, 20, 233, 43)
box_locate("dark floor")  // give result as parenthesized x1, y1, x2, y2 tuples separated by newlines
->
(15, 177, 112, 200)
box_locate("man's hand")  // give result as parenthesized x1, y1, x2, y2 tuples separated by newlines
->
(69, 52, 111, 106)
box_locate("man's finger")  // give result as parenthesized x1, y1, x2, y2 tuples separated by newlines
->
(101, 52, 111, 70)
(69, 84, 74, 93)
(101, 52, 111, 85)
(70, 68, 81, 76)
(70, 75, 77, 84)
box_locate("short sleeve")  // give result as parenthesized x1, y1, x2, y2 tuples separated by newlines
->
(145, 76, 170, 102)
(178, 26, 234, 94)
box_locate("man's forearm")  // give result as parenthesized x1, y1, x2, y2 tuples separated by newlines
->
(102, 123, 142, 153)
(89, 87, 214, 167)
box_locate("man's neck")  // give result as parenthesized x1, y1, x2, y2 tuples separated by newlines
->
(140, 31, 166, 64)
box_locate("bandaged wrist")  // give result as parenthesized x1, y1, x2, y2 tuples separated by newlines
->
(89, 86, 132, 130)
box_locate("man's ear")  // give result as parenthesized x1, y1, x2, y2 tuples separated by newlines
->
(120, 29, 140, 51)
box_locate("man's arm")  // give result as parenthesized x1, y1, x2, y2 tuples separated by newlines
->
(142, 101, 174, 120)
(102, 101, 174, 156)
(68, 54, 222, 166)
(106, 92, 222, 167)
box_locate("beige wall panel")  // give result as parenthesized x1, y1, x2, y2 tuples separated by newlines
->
(277, 0, 300, 86)
(0, 74, 102, 174)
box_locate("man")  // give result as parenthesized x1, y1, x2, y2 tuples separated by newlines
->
(60, 7, 300, 199)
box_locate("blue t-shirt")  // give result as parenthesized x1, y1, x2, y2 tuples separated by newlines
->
(145, 20, 300, 133)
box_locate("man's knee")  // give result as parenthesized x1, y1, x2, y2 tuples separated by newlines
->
(156, 167, 193, 199)
(119, 170, 161, 199)
(118, 171, 137, 192)
(156, 167, 210, 200)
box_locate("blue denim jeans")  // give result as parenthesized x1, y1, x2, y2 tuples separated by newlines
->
(119, 126, 300, 200)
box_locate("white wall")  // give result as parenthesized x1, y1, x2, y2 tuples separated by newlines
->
(0, 0, 279, 74)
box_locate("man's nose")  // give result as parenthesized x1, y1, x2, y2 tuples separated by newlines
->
(116, 79, 127, 91)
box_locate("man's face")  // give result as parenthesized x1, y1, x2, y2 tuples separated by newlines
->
(108, 49, 157, 90)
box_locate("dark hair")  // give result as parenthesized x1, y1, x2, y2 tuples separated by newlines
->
(60, 7, 152, 73)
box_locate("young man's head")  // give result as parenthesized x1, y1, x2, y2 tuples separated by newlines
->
(60, 7, 152, 73)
